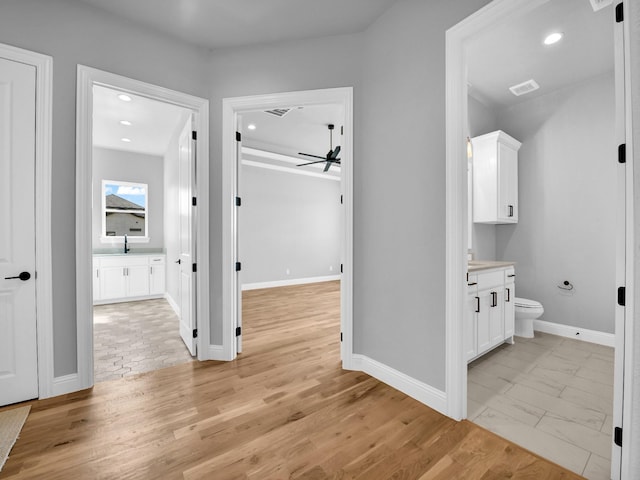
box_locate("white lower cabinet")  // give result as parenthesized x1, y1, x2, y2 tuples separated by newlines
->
(93, 254, 165, 304)
(467, 266, 515, 362)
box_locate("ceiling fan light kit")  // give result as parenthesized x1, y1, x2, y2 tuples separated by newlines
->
(297, 123, 341, 172)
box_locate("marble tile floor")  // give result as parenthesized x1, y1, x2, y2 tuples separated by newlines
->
(468, 332, 615, 479)
(93, 299, 194, 383)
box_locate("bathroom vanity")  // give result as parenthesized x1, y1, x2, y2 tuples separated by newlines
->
(93, 253, 166, 304)
(466, 261, 515, 362)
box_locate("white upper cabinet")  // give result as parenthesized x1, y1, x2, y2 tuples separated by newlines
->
(472, 130, 521, 224)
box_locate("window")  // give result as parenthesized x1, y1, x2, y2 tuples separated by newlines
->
(102, 180, 148, 241)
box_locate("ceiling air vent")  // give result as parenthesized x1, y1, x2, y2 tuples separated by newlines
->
(589, 0, 613, 12)
(509, 79, 540, 97)
(263, 108, 291, 118)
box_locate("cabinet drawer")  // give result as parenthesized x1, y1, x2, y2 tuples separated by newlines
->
(477, 270, 504, 290)
(99, 255, 149, 267)
(149, 256, 166, 265)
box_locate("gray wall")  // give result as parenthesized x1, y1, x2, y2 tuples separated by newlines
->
(239, 165, 341, 285)
(0, 0, 210, 376)
(468, 95, 498, 261)
(495, 72, 616, 334)
(92, 147, 164, 251)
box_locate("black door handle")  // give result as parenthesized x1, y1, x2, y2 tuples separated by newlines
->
(175, 259, 181, 264)
(491, 291, 497, 307)
(475, 296, 480, 313)
(508, 205, 514, 217)
(4, 271, 31, 281)
(506, 287, 510, 302)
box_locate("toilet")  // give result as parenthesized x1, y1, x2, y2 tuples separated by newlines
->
(514, 297, 544, 338)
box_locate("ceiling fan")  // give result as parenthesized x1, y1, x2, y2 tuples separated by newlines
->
(296, 124, 341, 172)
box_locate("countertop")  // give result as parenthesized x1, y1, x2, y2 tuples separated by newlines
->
(468, 260, 515, 273)
(93, 251, 165, 257)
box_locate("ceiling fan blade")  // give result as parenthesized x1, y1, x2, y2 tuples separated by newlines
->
(330, 146, 341, 159)
(297, 160, 327, 167)
(324, 162, 331, 172)
(298, 152, 327, 160)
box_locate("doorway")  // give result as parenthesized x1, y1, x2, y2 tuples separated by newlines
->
(76, 66, 210, 389)
(445, 0, 631, 479)
(221, 88, 354, 366)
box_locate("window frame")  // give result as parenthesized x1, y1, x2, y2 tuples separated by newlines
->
(100, 179, 150, 243)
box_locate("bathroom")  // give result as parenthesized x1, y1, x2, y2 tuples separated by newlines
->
(464, 0, 617, 478)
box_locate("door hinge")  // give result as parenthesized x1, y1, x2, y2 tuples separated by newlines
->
(236, 131, 242, 142)
(618, 286, 625, 306)
(614, 426, 622, 447)
(616, 2, 623, 23)
(236, 262, 242, 272)
(192, 131, 197, 141)
(235, 196, 242, 207)
(619, 143, 626, 164)
(192, 329, 198, 338)
(236, 326, 242, 337)
(192, 263, 197, 273)
(192, 197, 197, 206)
(340, 332, 343, 342)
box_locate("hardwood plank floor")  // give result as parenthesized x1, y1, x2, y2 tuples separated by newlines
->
(0, 281, 582, 479)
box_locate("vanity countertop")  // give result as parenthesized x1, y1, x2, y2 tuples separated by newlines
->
(468, 260, 515, 273)
(93, 252, 165, 257)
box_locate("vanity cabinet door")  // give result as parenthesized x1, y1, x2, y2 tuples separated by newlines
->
(489, 287, 505, 347)
(149, 264, 166, 295)
(504, 280, 515, 339)
(93, 260, 101, 302)
(100, 266, 127, 300)
(476, 289, 492, 355)
(127, 264, 150, 297)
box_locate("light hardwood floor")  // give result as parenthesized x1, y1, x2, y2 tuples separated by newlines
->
(1, 281, 582, 479)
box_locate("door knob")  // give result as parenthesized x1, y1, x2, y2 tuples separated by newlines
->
(4, 271, 31, 281)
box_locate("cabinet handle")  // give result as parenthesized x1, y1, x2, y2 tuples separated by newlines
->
(96, 270, 99, 278)
(508, 205, 514, 217)
(475, 296, 480, 313)
(506, 287, 510, 302)
(150, 266, 153, 275)
(507, 274, 516, 278)
(468, 282, 477, 286)
(491, 291, 497, 307)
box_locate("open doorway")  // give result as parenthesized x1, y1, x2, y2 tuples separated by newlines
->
(221, 88, 354, 366)
(90, 85, 195, 382)
(446, 0, 629, 479)
(75, 66, 210, 389)
(236, 105, 343, 356)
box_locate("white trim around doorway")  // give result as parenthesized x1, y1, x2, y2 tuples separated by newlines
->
(221, 88, 354, 367)
(445, 1, 633, 479)
(75, 66, 211, 393)
(0, 43, 54, 399)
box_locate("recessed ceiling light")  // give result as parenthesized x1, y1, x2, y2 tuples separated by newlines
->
(121, 137, 131, 143)
(118, 94, 132, 102)
(247, 124, 257, 130)
(120, 120, 132, 126)
(544, 32, 563, 46)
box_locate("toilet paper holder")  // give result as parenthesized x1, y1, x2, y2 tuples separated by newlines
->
(558, 280, 574, 291)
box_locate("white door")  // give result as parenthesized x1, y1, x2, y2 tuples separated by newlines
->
(0, 57, 38, 406)
(178, 116, 196, 356)
(235, 127, 243, 354)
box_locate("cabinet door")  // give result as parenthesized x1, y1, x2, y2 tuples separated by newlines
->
(476, 290, 492, 354)
(127, 265, 150, 297)
(466, 294, 479, 361)
(100, 266, 127, 300)
(504, 281, 515, 339)
(93, 262, 101, 302)
(498, 143, 518, 223)
(149, 264, 166, 295)
(489, 288, 505, 347)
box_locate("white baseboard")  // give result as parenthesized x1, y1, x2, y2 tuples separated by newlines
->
(351, 354, 447, 416)
(242, 275, 341, 291)
(93, 294, 164, 306)
(164, 293, 180, 316)
(50, 373, 81, 398)
(533, 320, 615, 347)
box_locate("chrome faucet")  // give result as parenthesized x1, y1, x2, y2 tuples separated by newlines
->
(124, 234, 130, 254)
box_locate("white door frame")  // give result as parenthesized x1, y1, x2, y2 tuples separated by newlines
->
(445, 1, 633, 478)
(221, 88, 354, 366)
(76, 66, 210, 391)
(0, 43, 54, 399)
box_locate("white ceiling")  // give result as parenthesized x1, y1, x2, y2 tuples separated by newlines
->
(240, 104, 344, 178)
(467, 0, 614, 109)
(93, 85, 188, 156)
(76, 0, 398, 50)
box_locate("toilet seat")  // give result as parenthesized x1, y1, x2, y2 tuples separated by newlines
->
(515, 297, 542, 309)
